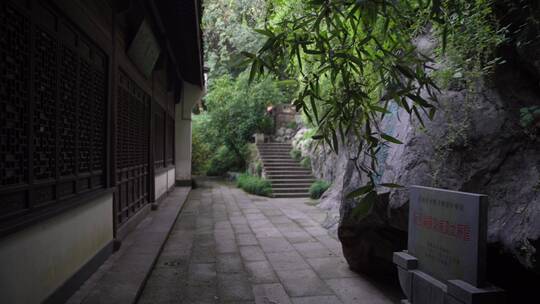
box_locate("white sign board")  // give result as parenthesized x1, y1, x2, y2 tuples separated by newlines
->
(408, 186, 488, 287)
(127, 20, 161, 78)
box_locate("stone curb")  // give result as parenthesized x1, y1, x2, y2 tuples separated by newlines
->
(78, 187, 191, 304)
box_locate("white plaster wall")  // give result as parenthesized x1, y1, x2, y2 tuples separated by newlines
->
(175, 80, 204, 182)
(155, 171, 168, 200)
(175, 119, 192, 181)
(0, 193, 113, 304)
(167, 167, 175, 189)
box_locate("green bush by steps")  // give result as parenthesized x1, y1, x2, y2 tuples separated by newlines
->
(290, 149, 302, 161)
(300, 157, 311, 169)
(309, 180, 331, 199)
(206, 146, 243, 176)
(237, 173, 273, 197)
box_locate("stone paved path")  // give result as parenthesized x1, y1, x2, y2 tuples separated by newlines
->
(138, 180, 401, 304)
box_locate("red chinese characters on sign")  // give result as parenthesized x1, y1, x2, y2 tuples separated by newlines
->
(414, 213, 471, 241)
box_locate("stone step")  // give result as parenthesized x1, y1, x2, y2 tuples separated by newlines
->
(258, 148, 292, 151)
(269, 179, 315, 184)
(263, 158, 298, 165)
(260, 156, 294, 160)
(267, 174, 314, 180)
(259, 153, 292, 159)
(257, 143, 292, 146)
(272, 183, 312, 189)
(266, 170, 312, 175)
(259, 150, 291, 153)
(264, 163, 299, 167)
(264, 167, 308, 171)
(266, 170, 308, 174)
(259, 153, 291, 156)
(260, 151, 291, 153)
(258, 147, 292, 150)
(258, 147, 291, 152)
(256, 142, 314, 200)
(273, 193, 310, 198)
(267, 172, 312, 177)
(272, 188, 311, 194)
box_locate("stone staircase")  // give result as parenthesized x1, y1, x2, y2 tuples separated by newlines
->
(257, 143, 315, 198)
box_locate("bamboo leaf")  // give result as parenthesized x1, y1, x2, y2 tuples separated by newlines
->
(351, 191, 377, 219)
(381, 133, 403, 144)
(254, 28, 274, 37)
(380, 183, 404, 188)
(346, 183, 374, 199)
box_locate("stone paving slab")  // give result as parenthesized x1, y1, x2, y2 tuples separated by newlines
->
(291, 295, 344, 304)
(137, 180, 402, 304)
(253, 283, 291, 304)
(67, 187, 191, 304)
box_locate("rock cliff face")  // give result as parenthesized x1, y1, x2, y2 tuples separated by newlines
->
(295, 83, 540, 297)
(292, 3, 540, 297)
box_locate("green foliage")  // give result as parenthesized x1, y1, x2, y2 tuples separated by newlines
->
(519, 106, 540, 141)
(206, 146, 243, 176)
(237, 173, 273, 197)
(196, 1, 295, 177)
(302, 128, 317, 140)
(300, 157, 311, 169)
(244, 0, 445, 200)
(289, 148, 302, 161)
(286, 121, 298, 130)
(255, 160, 263, 177)
(192, 133, 211, 175)
(520, 107, 540, 128)
(535, 179, 540, 192)
(346, 182, 402, 219)
(309, 180, 331, 199)
(203, 0, 268, 81)
(428, 0, 507, 186)
(192, 114, 212, 175)
(243, 0, 507, 212)
(258, 116, 275, 135)
(203, 72, 287, 159)
(433, 0, 507, 90)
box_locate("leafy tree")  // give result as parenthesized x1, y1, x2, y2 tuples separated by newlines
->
(204, 72, 287, 158)
(203, 0, 268, 81)
(192, 72, 289, 175)
(243, 0, 505, 211)
(195, 0, 296, 176)
(192, 114, 213, 175)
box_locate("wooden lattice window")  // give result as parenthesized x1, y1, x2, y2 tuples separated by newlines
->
(115, 70, 150, 226)
(153, 105, 165, 169)
(165, 115, 174, 166)
(0, 1, 108, 234)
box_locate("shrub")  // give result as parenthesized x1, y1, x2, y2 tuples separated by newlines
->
(520, 106, 540, 128)
(309, 180, 331, 199)
(255, 161, 263, 177)
(237, 173, 273, 197)
(258, 116, 275, 135)
(192, 130, 211, 175)
(286, 121, 298, 130)
(290, 149, 302, 161)
(302, 128, 317, 140)
(192, 114, 212, 175)
(300, 157, 311, 169)
(207, 146, 242, 176)
(204, 73, 287, 159)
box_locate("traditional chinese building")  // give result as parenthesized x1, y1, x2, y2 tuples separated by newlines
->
(0, 0, 204, 302)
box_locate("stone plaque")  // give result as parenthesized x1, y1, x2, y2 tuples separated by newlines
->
(127, 19, 160, 78)
(408, 186, 488, 287)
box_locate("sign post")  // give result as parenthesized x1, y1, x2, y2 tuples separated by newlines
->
(393, 186, 505, 304)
